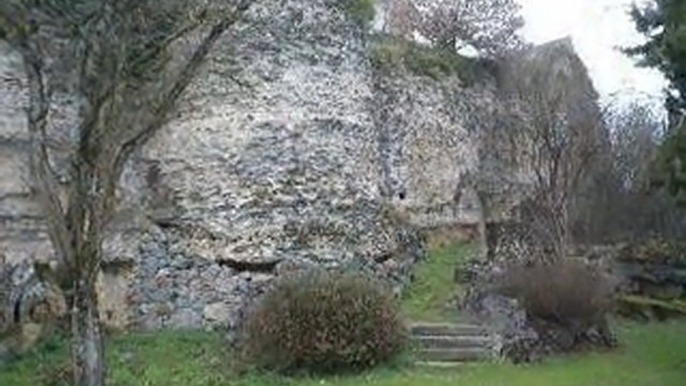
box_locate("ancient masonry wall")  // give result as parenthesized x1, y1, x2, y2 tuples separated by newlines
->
(0, 0, 580, 331)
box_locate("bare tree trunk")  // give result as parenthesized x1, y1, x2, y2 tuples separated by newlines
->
(71, 275, 104, 386)
(3, 3, 254, 385)
(559, 203, 571, 258)
(475, 191, 489, 259)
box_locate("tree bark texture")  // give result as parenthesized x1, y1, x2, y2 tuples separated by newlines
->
(71, 276, 105, 386)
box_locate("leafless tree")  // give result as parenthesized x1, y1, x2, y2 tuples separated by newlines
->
(572, 102, 686, 243)
(499, 58, 603, 259)
(414, 0, 525, 56)
(0, 1, 253, 385)
(608, 103, 662, 190)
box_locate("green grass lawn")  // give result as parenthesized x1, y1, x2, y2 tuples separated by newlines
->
(1, 321, 685, 386)
(401, 242, 474, 322)
(3, 242, 685, 386)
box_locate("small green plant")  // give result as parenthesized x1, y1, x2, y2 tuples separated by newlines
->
(339, 0, 376, 27)
(371, 36, 495, 84)
(239, 270, 406, 374)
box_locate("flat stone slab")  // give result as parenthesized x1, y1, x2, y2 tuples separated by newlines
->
(410, 322, 488, 337)
(413, 335, 492, 349)
(416, 347, 492, 362)
(413, 361, 477, 369)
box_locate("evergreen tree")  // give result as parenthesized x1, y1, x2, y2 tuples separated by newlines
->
(625, 0, 686, 206)
(625, 0, 686, 116)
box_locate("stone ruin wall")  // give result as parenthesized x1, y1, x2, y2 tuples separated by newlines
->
(0, 0, 596, 332)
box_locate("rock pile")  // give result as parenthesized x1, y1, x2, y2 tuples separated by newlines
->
(459, 252, 616, 363)
(612, 239, 686, 319)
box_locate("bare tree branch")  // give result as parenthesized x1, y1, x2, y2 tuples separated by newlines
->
(13, 31, 74, 272)
(494, 57, 603, 258)
(107, 8, 248, 214)
(387, 0, 526, 56)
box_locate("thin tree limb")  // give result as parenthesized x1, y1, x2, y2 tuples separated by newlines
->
(16, 33, 74, 272)
(107, 0, 254, 212)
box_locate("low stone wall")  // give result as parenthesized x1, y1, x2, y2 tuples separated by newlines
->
(610, 241, 686, 319)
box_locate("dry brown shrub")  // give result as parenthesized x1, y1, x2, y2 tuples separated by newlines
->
(239, 270, 406, 374)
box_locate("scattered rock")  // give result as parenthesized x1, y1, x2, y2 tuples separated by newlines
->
(167, 308, 203, 329)
(606, 239, 686, 320)
(463, 292, 541, 363)
(204, 303, 233, 325)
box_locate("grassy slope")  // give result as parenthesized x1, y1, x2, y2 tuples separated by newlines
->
(2, 321, 685, 386)
(401, 242, 474, 322)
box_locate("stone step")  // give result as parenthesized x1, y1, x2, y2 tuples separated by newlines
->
(410, 322, 487, 337)
(414, 361, 472, 369)
(413, 335, 492, 349)
(415, 347, 491, 362)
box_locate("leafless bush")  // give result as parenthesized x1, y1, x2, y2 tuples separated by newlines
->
(379, 0, 526, 57)
(416, 0, 525, 55)
(501, 259, 614, 325)
(570, 102, 686, 244)
(499, 258, 615, 354)
(494, 47, 604, 258)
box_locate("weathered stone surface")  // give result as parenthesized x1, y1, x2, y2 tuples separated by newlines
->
(0, 1, 598, 331)
(97, 271, 133, 331)
(599, 240, 686, 320)
(372, 71, 480, 220)
(462, 292, 541, 363)
(1, 258, 66, 362)
(203, 303, 234, 325)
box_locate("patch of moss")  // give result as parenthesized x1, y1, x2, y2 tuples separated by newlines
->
(618, 295, 686, 320)
(371, 36, 496, 84)
(338, 0, 376, 28)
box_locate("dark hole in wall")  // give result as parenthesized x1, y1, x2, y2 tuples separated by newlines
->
(217, 258, 282, 274)
(374, 253, 394, 264)
(146, 161, 162, 191)
(13, 298, 21, 324)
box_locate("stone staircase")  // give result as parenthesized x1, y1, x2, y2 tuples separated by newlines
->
(410, 322, 494, 367)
